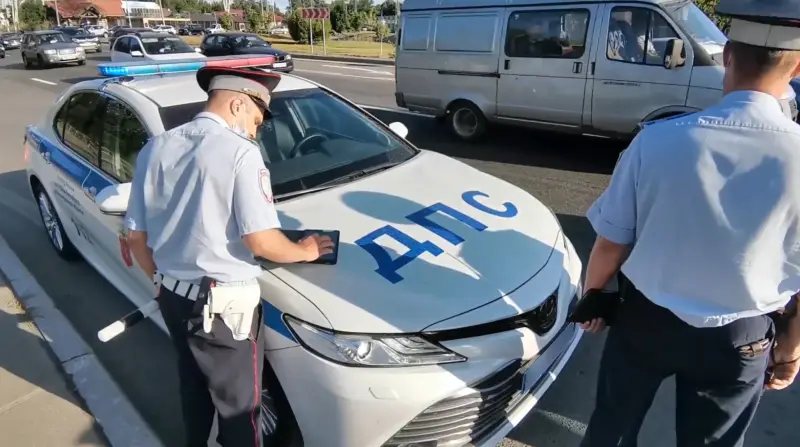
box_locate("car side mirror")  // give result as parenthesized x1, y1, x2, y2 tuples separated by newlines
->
(194, 47, 202, 53)
(388, 122, 409, 139)
(95, 183, 130, 215)
(663, 38, 686, 69)
(130, 50, 143, 57)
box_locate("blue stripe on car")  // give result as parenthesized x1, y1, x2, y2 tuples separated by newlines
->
(262, 300, 296, 341)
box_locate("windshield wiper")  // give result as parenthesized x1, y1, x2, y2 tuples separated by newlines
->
(274, 161, 402, 201)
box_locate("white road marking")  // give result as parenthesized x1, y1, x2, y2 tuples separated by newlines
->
(294, 68, 394, 81)
(30, 78, 58, 86)
(321, 64, 393, 76)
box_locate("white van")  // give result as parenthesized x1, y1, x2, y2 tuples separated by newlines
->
(395, 0, 797, 141)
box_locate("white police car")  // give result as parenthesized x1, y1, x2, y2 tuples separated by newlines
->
(24, 57, 584, 447)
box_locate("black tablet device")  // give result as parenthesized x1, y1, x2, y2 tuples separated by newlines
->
(279, 229, 341, 265)
(567, 289, 622, 326)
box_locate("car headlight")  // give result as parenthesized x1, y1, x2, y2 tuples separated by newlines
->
(285, 315, 467, 367)
(284, 54, 292, 60)
(44, 49, 56, 54)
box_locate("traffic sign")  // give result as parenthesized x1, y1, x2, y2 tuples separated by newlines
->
(299, 7, 330, 20)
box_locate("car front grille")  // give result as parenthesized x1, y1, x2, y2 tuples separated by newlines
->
(383, 361, 524, 447)
(58, 48, 75, 54)
(275, 55, 287, 62)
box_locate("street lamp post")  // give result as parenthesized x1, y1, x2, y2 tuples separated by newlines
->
(54, 0, 61, 27)
(157, 0, 165, 25)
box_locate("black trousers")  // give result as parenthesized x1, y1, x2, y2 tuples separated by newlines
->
(581, 278, 774, 447)
(158, 285, 266, 447)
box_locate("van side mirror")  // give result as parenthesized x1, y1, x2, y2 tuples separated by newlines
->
(663, 38, 686, 69)
(95, 183, 131, 215)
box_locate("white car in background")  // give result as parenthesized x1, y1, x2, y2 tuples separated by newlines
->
(205, 23, 225, 34)
(85, 25, 108, 38)
(110, 31, 203, 62)
(152, 24, 176, 35)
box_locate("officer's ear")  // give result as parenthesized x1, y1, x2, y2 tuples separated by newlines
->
(789, 51, 800, 78)
(722, 41, 732, 68)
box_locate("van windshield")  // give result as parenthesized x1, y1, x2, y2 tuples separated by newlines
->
(664, 1, 727, 50)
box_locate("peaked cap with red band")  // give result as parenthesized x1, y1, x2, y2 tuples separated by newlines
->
(196, 66, 282, 113)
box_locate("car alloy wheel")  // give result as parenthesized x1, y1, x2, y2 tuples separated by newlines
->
(261, 388, 278, 439)
(35, 189, 80, 261)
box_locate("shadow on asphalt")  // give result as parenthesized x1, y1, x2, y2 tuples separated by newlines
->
(365, 108, 625, 175)
(0, 308, 111, 445)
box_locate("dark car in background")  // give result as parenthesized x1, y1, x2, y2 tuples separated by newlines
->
(109, 27, 152, 51)
(179, 24, 205, 36)
(199, 32, 293, 72)
(55, 27, 101, 53)
(1, 32, 21, 49)
(0, 44, 5, 59)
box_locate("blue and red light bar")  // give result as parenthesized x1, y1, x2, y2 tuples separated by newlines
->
(97, 55, 277, 77)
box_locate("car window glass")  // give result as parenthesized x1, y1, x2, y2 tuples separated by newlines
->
(505, 9, 590, 58)
(158, 89, 415, 193)
(61, 92, 105, 165)
(100, 98, 149, 182)
(607, 7, 679, 65)
(130, 37, 142, 53)
(115, 36, 129, 53)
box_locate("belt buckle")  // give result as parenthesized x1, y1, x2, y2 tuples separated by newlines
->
(739, 339, 769, 358)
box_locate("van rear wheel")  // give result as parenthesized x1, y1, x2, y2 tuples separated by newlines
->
(446, 101, 487, 142)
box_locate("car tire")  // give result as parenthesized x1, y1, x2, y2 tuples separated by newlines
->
(36, 54, 46, 69)
(446, 100, 488, 142)
(34, 187, 81, 262)
(22, 54, 31, 69)
(262, 360, 302, 446)
(78, 60, 86, 65)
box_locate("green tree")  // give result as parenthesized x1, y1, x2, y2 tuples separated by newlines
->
(695, 0, 730, 33)
(243, 4, 265, 33)
(19, 0, 45, 30)
(219, 13, 234, 31)
(375, 22, 389, 41)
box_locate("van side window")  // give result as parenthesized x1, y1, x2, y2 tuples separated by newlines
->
(607, 7, 678, 65)
(505, 10, 590, 59)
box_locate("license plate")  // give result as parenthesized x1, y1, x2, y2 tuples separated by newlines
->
(61, 55, 76, 60)
(273, 62, 287, 68)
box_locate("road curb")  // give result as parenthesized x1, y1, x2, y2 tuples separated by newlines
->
(291, 54, 395, 66)
(0, 233, 163, 447)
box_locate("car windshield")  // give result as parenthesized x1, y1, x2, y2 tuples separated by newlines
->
(140, 36, 195, 54)
(232, 35, 270, 48)
(37, 33, 68, 44)
(664, 0, 727, 49)
(159, 88, 417, 197)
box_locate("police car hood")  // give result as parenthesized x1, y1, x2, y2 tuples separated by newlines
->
(266, 151, 562, 333)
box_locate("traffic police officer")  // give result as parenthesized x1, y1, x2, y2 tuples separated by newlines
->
(125, 66, 334, 446)
(578, 1, 800, 445)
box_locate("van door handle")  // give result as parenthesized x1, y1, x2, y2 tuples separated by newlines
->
(591, 62, 596, 75)
(572, 62, 583, 74)
(504, 59, 510, 70)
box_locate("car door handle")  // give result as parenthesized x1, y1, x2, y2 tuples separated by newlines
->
(590, 62, 596, 75)
(41, 152, 51, 164)
(573, 62, 583, 74)
(504, 59, 510, 70)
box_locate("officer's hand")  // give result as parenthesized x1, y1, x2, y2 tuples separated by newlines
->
(299, 234, 334, 261)
(766, 343, 800, 391)
(579, 318, 606, 334)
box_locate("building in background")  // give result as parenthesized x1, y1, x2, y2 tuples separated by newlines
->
(45, 0, 126, 27)
(122, 1, 189, 28)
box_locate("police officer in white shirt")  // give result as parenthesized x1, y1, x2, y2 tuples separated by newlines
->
(125, 67, 333, 446)
(578, 1, 800, 445)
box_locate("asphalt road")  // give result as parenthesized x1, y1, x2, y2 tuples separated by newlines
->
(0, 49, 797, 447)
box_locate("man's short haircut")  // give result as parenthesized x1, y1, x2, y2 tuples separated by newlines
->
(729, 40, 800, 79)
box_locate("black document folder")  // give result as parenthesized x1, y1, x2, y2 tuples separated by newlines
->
(567, 289, 623, 326)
